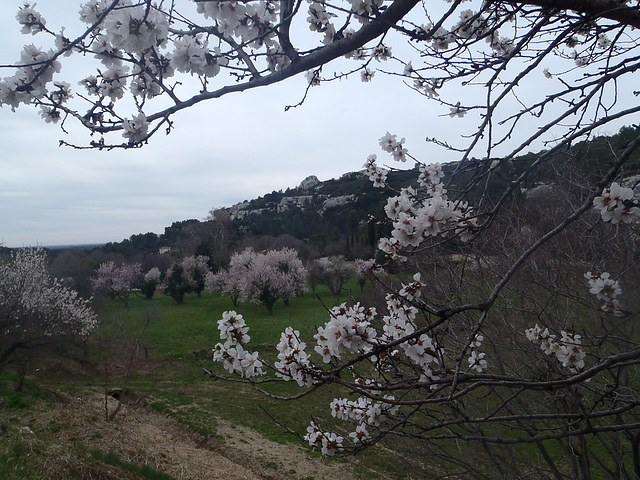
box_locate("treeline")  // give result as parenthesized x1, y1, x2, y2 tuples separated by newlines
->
(18, 126, 638, 299)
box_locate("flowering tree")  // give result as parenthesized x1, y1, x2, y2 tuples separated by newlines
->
(181, 255, 210, 297)
(91, 260, 143, 307)
(0, 248, 98, 391)
(206, 132, 640, 477)
(239, 247, 308, 314)
(205, 247, 256, 306)
(141, 266, 162, 299)
(157, 255, 211, 303)
(354, 258, 376, 292)
(239, 251, 283, 315)
(312, 256, 354, 299)
(211, 247, 307, 314)
(265, 247, 308, 306)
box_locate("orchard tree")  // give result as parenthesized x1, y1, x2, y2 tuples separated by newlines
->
(240, 251, 283, 315)
(205, 248, 256, 306)
(313, 255, 354, 299)
(354, 258, 376, 292)
(239, 247, 308, 314)
(141, 266, 162, 299)
(266, 247, 308, 306)
(163, 263, 190, 303)
(215, 247, 307, 314)
(0, 248, 98, 391)
(205, 269, 237, 305)
(4, 0, 640, 477)
(91, 260, 143, 307)
(158, 256, 211, 303)
(181, 255, 210, 297)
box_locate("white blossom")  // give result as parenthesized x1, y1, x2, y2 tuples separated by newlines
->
(16, 3, 46, 35)
(360, 67, 375, 82)
(468, 350, 487, 372)
(593, 182, 640, 224)
(122, 112, 149, 143)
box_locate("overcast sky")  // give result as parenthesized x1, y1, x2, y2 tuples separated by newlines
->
(0, 1, 467, 248)
(1, 2, 633, 248)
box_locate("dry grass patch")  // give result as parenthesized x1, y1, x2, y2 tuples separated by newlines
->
(2, 391, 361, 480)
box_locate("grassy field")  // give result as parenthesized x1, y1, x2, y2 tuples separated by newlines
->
(98, 285, 342, 439)
(2, 277, 632, 479)
(0, 283, 429, 479)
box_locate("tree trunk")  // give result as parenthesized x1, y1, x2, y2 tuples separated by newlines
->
(266, 299, 275, 315)
(15, 368, 26, 392)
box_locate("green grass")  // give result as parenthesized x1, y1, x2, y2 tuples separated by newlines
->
(96, 285, 340, 357)
(90, 450, 177, 480)
(0, 371, 50, 409)
(86, 285, 418, 477)
(0, 440, 36, 480)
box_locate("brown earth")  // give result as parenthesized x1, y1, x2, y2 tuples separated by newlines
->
(7, 391, 362, 480)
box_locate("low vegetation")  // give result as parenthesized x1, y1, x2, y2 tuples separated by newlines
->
(0, 283, 427, 479)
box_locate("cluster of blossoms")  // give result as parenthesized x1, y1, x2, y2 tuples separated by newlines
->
(525, 325, 585, 373)
(314, 303, 378, 362)
(122, 113, 149, 144)
(16, 3, 46, 35)
(212, 311, 264, 378)
(171, 37, 228, 77)
(364, 154, 387, 187)
(211, 270, 449, 454)
(467, 333, 487, 373)
(307, 1, 338, 46)
(0, 42, 62, 112)
(81, 0, 170, 55)
(365, 133, 476, 260)
(402, 7, 516, 103)
(379, 131, 408, 162)
(195, 1, 279, 51)
(3, 1, 249, 143)
(304, 422, 344, 456)
(380, 278, 446, 381)
(593, 182, 640, 224)
(330, 395, 397, 428)
(304, 386, 398, 454)
(274, 327, 315, 386)
(585, 271, 624, 317)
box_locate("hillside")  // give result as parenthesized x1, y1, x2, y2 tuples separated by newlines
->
(85, 126, 640, 260)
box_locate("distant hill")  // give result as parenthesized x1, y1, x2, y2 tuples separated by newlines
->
(91, 126, 640, 259)
(219, 169, 420, 247)
(45, 244, 106, 250)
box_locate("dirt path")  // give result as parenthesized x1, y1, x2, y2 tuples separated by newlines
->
(19, 392, 360, 480)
